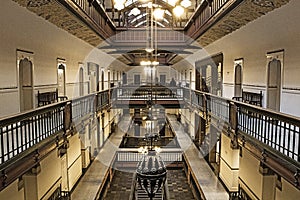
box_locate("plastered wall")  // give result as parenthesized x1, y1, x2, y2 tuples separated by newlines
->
(175, 0, 300, 116)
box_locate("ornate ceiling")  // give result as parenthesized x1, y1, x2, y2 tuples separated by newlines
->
(11, 0, 292, 65)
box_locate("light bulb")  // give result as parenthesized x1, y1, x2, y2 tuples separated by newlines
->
(141, 61, 151, 66)
(152, 61, 159, 66)
(168, 0, 179, 7)
(114, 0, 126, 4)
(180, 0, 192, 8)
(130, 7, 141, 16)
(153, 8, 165, 20)
(145, 48, 154, 53)
(173, 5, 184, 18)
(114, 3, 124, 10)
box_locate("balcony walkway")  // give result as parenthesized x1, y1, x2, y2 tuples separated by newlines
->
(167, 114, 229, 200)
(71, 114, 132, 200)
(71, 113, 229, 200)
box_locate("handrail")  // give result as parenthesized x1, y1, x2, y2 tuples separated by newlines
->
(0, 102, 67, 165)
(184, 87, 300, 164)
(185, 0, 242, 39)
(0, 90, 110, 166)
(0, 85, 299, 186)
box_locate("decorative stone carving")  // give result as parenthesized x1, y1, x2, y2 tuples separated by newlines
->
(197, 0, 291, 46)
(27, 0, 51, 7)
(11, 0, 103, 46)
(11, 0, 292, 50)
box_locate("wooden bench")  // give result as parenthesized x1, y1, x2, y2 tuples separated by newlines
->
(232, 90, 263, 106)
(38, 89, 68, 107)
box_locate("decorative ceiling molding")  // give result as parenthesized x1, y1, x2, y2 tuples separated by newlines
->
(10, 0, 292, 62)
(197, 0, 291, 46)
(12, 0, 103, 46)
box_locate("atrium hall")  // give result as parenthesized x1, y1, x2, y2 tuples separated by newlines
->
(0, 0, 300, 199)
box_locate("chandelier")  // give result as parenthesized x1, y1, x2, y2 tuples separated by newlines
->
(113, 0, 192, 18)
(136, 110, 167, 200)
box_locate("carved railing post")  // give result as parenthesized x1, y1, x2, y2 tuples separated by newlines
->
(93, 93, 98, 113)
(229, 102, 238, 149)
(202, 94, 207, 119)
(64, 102, 72, 132)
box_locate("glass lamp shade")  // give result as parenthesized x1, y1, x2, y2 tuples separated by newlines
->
(153, 8, 165, 20)
(173, 5, 184, 18)
(136, 150, 167, 199)
(180, 0, 192, 8)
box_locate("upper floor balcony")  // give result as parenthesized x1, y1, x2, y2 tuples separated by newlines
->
(0, 85, 299, 191)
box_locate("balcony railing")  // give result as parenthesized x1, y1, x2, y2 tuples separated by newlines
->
(181, 87, 300, 164)
(0, 90, 110, 166)
(115, 150, 183, 164)
(0, 85, 299, 189)
(111, 85, 183, 101)
(60, 0, 115, 39)
(185, 0, 239, 39)
(0, 102, 66, 165)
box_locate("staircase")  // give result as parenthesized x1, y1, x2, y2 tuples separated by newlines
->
(136, 185, 163, 200)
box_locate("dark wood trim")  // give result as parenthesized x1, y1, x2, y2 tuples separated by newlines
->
(242, 84, 266, 88)
(234, 58, 244, 61)
(0, 86, 18, 91)
(266, 49, 284, 55)
(16, 49, 34, 55)
(282, 87, 300, 91)
(57, 57, 66, 62)
(56, 0, 115, 40)
(237, 131, 300, 190)
(185, 0, 243, 40)
(0, 131, 67, 191)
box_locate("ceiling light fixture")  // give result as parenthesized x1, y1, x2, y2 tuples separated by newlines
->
(167, 0, 179, 7)
(130, 7, 141, 16)
(114, 3, 125, 10)
(180, 0, 191, 8)
(153, 8, 165, 20)
(173, 5, 184, 18)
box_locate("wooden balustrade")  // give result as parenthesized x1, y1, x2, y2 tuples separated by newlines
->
(185, 0, 241, 40)
(59, 0, 115, 39)
(113, 85, 183, 100)
(0, 90, 110, 166)
(0, 86, 299, 190)
(0, 102, 66, 165)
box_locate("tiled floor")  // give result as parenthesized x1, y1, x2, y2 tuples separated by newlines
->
(104, 170, 134, 200)
(103, 169, 195, 200)
(72, 114, 229, 200)
(167, 169, 195, 200)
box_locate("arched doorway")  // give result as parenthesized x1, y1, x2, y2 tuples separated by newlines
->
(19, 58, 34, 112)
(266, 50, 283, 111)
(57, 64, 66, 97)
(87, 62, 99, 93)
(267, 58, 282, 111)
(79, 67, 84, 96)
(234, 59, 243, 97)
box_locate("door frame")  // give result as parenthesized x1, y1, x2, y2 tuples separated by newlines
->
(266, 49, 284, 111)
(57, 58, 66, 96)
(17, 49, 35, 111)
(234, 58, 243, 97)
(79, 63, 84, 96)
